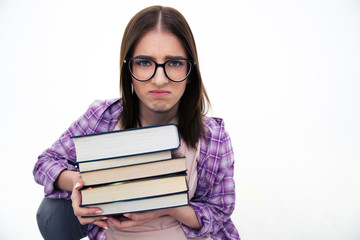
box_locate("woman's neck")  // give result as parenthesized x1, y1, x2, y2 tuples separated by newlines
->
(139, 102, 179, 127)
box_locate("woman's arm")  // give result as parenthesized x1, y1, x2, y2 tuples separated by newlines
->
(181, 118, 240, 239)
(107, 205, 200, 230)
(33, 99, 120, 198)
(55, 170, 79, 192)
(167, 205, 201, 230)
(33, 99, 122, 236)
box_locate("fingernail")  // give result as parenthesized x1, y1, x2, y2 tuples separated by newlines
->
(101, 217, 108, 220)
(74, 182, 81, 190)
(95, 210, 103, 214)
(104, 226, 108, 230)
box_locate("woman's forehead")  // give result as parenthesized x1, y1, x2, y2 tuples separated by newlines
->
(132, 30, 187, 60)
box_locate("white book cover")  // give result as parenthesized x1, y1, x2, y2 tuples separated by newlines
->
(72, 124, 180, 163)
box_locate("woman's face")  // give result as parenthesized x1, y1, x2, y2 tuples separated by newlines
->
(131, 30, 188, 114)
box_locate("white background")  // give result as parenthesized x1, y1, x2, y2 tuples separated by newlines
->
(1, 0, 360, 239)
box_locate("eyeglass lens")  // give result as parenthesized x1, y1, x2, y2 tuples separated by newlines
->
(129, 58, 191, 82)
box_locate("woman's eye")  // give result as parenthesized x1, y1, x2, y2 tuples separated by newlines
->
(135, 59, 152, 67)
(168, 60, 184, 67)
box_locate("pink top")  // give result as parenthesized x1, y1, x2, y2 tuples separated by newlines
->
(106, 124, 204, 239)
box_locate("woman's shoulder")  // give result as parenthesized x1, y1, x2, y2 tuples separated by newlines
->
(203, 116, 225, 127)
(203, 116, 226, 138)
(75, 98, 122, 134)
(86, 98, 123, 118)
(88, 98, 122, 111)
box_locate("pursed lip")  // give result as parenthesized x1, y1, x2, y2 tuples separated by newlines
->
(149, 90, 171, 97)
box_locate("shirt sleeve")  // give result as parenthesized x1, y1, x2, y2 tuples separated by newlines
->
(33, 100, 109, 199)
(182, 119, 240, 239)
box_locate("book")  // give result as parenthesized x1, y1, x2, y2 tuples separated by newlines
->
(81, 157, 187, 186)
(78, 150, 172, 172)
(72, 124, 180, 163)
(81, 174, 188, 205)
(85, 192, 189, 217)
(72, 123, 189, 215)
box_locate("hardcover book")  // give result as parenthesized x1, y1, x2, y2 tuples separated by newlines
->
(85, 192, 189, 217)
(72, 124, 180, 163)
(81, 157, 187, 186)
(78, 150, 172, 172)
(81, 174, 188, 205)
(71, 123, 189, 216)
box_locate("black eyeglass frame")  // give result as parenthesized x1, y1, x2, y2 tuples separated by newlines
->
(124, 57, 195, 82)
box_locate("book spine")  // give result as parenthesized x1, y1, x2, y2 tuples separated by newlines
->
(80, 190, 189, 207)
(80, 171, 188, 189)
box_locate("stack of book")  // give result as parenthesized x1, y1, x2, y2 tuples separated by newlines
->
(71, 124, 189, 217)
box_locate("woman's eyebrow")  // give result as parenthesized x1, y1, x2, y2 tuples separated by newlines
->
(133, 55, 187, 61)
(164, 55, 187, 60)
(133, 55, 154, 60)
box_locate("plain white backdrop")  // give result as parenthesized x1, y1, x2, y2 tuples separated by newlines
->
(1, 0, 360, 239)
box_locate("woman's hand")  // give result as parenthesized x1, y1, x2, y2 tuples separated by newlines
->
(108, 205, 200, 230)
(107, 209, 167, 229)
(70, 175, 109, 230)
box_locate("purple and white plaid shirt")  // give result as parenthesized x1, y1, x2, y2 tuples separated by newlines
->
(33, 98, 240, 240)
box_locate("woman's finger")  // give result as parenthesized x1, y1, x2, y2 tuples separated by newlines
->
(70, 177, 106, 225)
(124, 209, 163, 221)
(93, 218, 109, 230)
(108, 216, 147, 229)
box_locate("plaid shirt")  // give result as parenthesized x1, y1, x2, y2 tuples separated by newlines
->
(33, 98, 240, 240)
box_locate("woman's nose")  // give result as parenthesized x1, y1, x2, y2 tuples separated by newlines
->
(151, 66, 169, 85)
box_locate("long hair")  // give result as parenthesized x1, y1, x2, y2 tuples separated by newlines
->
(119, 5, 210, 148)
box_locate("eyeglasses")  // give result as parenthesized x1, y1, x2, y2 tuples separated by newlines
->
(124, 57, 195, 82)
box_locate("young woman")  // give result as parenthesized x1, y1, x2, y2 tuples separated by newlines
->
(34, 5, 240, 240)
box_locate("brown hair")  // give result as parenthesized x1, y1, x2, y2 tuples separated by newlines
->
(119, 5, 210, 148)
